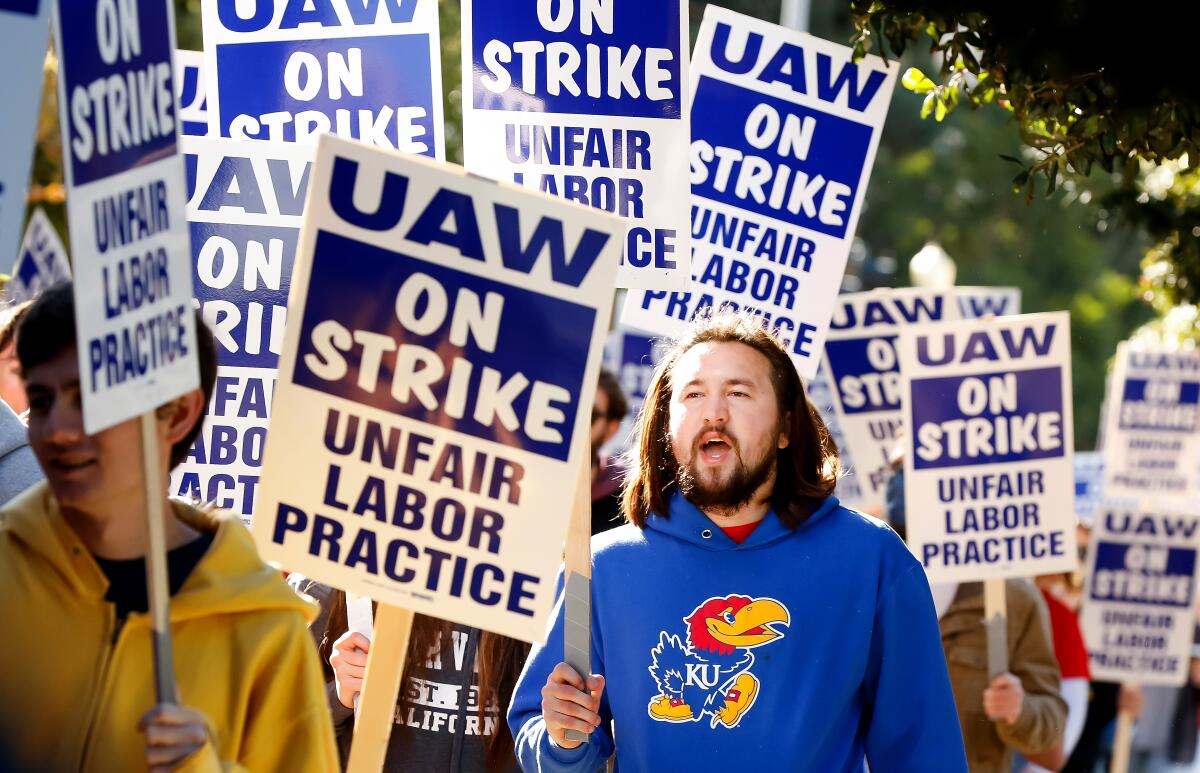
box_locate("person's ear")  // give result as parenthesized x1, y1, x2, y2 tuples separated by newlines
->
(778, 411, 791, 449)
(603, 418, 622, 445)
(158, 389, 206, 447)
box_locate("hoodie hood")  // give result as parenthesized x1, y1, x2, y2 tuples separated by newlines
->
(644, 488, 841, 551)
(1, 480, 315, 624)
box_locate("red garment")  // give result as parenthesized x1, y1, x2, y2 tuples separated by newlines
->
(1041, 589, 1092, 680)
(721, 521, 761, 544)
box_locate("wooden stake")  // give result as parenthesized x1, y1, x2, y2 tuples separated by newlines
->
(563, 454, 593, 743)
(346, 603, 414, 773)
(983, 578, 1008, 678)
(140, 412, 176, 704)
(1110, 682, 1138, 773)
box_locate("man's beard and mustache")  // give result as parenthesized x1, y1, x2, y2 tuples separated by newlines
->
(675, 426, 777, 515)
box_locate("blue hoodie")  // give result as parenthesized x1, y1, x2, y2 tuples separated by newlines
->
(508, 491, 967, 772)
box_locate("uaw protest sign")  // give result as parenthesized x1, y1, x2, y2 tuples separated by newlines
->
(254, 135, 623, 641)
(171, 137, 313, 523)
(53, 0, 199, 433)
(1103, 344, 1200, 502)
(1082, 505, 1200, 685)
(8, 208, 71, 304)
(0, 0, 50, 273)
(821, 288, 959, 511)
(462, 0, 690, 289)
(175, 49, 207, 137)
(899, 312, 1078, 582)
(202, 0, 443, 157)
(621, 7, 897, 376)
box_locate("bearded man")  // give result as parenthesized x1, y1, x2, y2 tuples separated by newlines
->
(507, 312, 967, 771)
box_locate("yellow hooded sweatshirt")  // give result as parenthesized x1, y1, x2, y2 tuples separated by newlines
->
(0, 481, 339, 772)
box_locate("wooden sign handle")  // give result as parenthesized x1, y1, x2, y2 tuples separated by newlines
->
(983, 578, 1008, 678)
(346, 604, 415, 773)
(140, 412, 176, 705)
(1110, 682, 1139, 773)
(563, 454, 593, 743)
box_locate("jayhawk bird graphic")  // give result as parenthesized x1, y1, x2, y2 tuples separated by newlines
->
(647, 595, 790, 728)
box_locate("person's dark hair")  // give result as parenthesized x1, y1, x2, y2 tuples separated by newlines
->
(620, 310, 840, 529)
(16, 281, 218, 468)
(318, 592, 530, 770)
(596, 368, 628, 421)
(0, 300, 33, 354)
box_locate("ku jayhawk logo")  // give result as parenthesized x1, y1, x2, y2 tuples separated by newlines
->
(647, 595, 790, 729)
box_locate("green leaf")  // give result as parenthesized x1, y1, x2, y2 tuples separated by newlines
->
(902, 67, 936, 94)
(921, 92, 937, 119)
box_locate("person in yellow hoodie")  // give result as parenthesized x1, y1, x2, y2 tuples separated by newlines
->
(0, 282, 338, 772)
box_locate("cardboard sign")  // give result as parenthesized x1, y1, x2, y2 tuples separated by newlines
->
(7, 207, 70, 303)
(1074, 451, 1106, 527)
(0, 0, 50, 273)
(1103, 344, 1200, 502)
(821, 288, 959, 511)
(621, 8, 898, 374)
(805, 364, 863, 508)
(462, 0, 690, 289)
(253, 134, 623, 641)
(202, 0, 443, 157)
(956, 286, 1021, 319)
(52, 0, 199, 433)
(1082, 505, 1200, 686)
(175, 49, 207, 136)
(170, 137, 313, 523)
(899, 311, 1078, 582)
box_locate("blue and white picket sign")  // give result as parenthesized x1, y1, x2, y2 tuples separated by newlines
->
(956, 286, 1021, 319)
(252, 134, 623, 641)
(6, 208, 70, 303)
(805, 364, 863, 508)
(169, 137, 313, 524)
(1074, 451, 1105, 528)
(0, 0, 50, 272)
(462, 0, 690, 289)
(621, 7, 898, 373)
(897, 311, 1077, 582)
(175, 49, 207, 137)
(1081, 505, 1200, 685)
(201, 0, 443, 157)
(52, 0, 199, 433)
(820, 288, 959, 512)
(1103, 344, 1200, 502)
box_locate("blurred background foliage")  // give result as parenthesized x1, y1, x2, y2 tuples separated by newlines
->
(23, 0, 1182, 448)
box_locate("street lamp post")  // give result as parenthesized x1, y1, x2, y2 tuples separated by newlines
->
(908, 241, 957, 289)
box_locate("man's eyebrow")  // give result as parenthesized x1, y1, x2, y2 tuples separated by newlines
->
(679, 377, 759, 390)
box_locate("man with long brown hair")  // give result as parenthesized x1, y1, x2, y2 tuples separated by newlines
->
(508, 311, 966, 770)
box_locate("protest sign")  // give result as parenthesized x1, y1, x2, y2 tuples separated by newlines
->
(956, 286, 1021, 319)
(202, 0, 443, 156)
(175, 49, 207, 136)
(1103, 344, 1200, 501)
(600, 327, 660, 455)
(7, 208, 70, 303)
(171, 136, 313, 523)
(821, 288, 959, 511)
(805, 364, 862, 508)
(0, 0, 50, 272)
(253, 134, 623, 642)
(621, 7, 898, 374)
(898, 311, 1077, 582)
(1081, 505, 1200, 685)
(1075, 451, 1106, 527)
(462, 0, 690, 289)
(53, 0, 199, 434)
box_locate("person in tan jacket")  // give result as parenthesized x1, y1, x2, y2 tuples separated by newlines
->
(938, 580, 1068, 772)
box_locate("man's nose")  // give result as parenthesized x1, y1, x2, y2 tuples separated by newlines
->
(43, 398, 84, 444)
(701, 393, 729, 425)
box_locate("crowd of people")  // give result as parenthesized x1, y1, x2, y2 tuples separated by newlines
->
(0, 283, 1198, 771)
